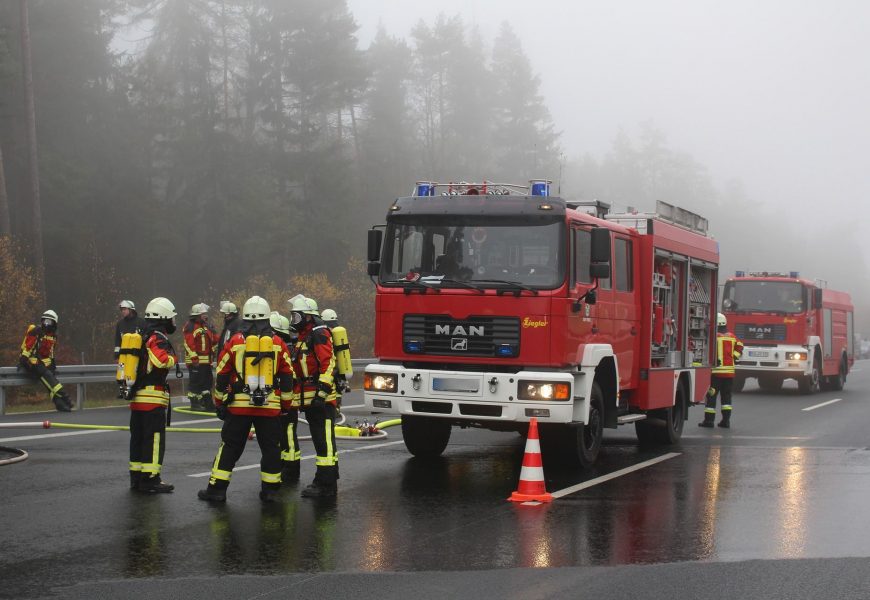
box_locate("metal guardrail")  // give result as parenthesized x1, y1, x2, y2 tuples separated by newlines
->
(0, 358, 375, 415)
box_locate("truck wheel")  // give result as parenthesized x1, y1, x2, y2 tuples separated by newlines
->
(733, 377, 746, 393)
(798, 357, 821, 395)
(828, 356, 847, 392)
(636, 382, 686, 445)
(401, 415, 451, 458)
(541, 382, 605, 469)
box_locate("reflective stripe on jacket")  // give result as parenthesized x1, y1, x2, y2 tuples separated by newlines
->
(20, 324, 56, 367)
(713, 331, 744, 377)
(130, 330, 177, 412)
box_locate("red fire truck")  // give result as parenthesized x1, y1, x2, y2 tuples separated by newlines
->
(722, 272, 854, 393)
(363, 181, 719, 467)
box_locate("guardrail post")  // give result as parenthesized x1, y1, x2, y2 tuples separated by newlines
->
(76, 383, 85, 411)
(0, 385, 5, 415)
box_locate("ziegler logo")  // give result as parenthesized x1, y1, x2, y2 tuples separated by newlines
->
(522, 317, 549, 329)
(434, 324, 484, 336)
(784, 318, 797, 324)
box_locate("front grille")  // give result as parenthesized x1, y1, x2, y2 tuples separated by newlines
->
(760, 361, 779, 367)
(735, 323, 786, 342)
(404, 315, 521, 358)
(459, 404, 502, 417)
(411, 401, 453, 414)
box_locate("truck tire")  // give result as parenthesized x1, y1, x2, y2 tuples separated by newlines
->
(827, 356, 847, 392)
(401, 415, 451, 458)
(635, 382, 686, 445)
(798, 356, 821, 395)
(540, 382, 604, 469)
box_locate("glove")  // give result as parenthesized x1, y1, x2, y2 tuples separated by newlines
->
(216, 404, 228, 421)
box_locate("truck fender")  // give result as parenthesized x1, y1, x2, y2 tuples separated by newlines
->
(807, 336, 822, 372)
(572, 344, 618, 425)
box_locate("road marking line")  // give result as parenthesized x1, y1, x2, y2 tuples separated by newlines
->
(187, 440, 405, 477)
(803, 398, 842, 412)
(0, 417, 219, 443)
(549, 452, 681, 499)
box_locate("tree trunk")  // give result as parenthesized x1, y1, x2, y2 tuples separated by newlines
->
(19, 0, 45, 301)
(0, 142, 11, 237)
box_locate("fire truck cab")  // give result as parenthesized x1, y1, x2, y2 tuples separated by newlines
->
(722, 272, 854, 393)
(364, 181, 719, 467)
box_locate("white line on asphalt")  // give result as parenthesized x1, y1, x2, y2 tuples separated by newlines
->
(0, 417, 220, 444)
(802, 398, 843, 412)
(548, 452, 681, 500)
(187, 439, 406, 477)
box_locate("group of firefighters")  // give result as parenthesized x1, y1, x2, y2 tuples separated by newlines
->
(20, 294, 352, 501)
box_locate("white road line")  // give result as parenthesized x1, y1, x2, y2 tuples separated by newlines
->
(187, 439, 405, 477)
(549, 452, 681, 499)
(802, 398, 843, 412)
(0, 417, 219, 444)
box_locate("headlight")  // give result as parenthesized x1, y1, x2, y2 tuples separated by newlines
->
(364, 372, 398, 393)
(518, 380, 571, 401)
(786, 352, 807, 361)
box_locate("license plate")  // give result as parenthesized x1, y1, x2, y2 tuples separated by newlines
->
(748, 350, 769, 358)
(432, 377, 480, 393)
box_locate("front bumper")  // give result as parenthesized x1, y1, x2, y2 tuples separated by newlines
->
(735, 345, 809, 378)
(363, 363, 576, 424)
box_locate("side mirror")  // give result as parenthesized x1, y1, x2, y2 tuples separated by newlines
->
(590, 262, 610, 280)
(813, 288, 823, 309)
(590, 228, 611, 264)
(367, 261, 381, 277)
(367, 229, 383, 262)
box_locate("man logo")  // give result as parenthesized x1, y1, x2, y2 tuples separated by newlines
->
(451, 338, 468, 351)
(435, 324, 484, 336)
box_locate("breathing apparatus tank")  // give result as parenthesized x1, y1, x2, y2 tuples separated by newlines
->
(117, 332, 143, 399)
(331, 326, 353, 378)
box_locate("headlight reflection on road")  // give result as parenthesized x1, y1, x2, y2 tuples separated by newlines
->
(698, 446, 721, 558)
(778, 446, 808, 557)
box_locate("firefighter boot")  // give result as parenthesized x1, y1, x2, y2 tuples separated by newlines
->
(301, 467, 337, 499)
(698, 411, 715, 428)
(188, 393, 203, 412)
(197, 484, 227, 503)
(129, 471, 141, 489)
(53, 390, 72, 412)
(259, 483, 281, 503)
(201, 391, 215, 412)
(138, 475, 175, 494)
(718, 411, 731, 429)
(281, 461, 300, 485)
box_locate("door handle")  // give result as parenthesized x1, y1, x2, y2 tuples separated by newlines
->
(591, 326, 599, 334)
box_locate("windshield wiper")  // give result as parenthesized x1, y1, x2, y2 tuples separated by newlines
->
(471, 279, 539, 296)
(427, 278, 485, 294)
(380, 279, 439, 294)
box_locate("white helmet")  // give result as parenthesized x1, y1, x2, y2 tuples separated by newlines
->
(190, 302, 210, 316)
(321, 308, 338, 323)
(717, 312, 727, 327)
(145, 297, 177, 320)
(270, 311, 291, 335)
(305, 297, 320, 316)
(42, 309, 59, 323)
(288, 293, 318, 315)
(242, 296, 270, 320)
(119, 300, 135, 310)
(219, 300, 238, 315)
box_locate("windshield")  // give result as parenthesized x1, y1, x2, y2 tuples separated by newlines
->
(380, 220, 565, 288)
(722, 281, 806, 314)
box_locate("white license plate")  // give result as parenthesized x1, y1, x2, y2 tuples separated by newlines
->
(748, 350, 769, 358)
(432, 377, 480, 393)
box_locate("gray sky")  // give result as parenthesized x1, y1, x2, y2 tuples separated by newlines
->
(347, 0, 870, 234)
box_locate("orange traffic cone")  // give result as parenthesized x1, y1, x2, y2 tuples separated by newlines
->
(508, 418, 553, 503)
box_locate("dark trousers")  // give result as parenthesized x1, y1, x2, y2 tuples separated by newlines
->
(705, 375, 734, 413)
(188, 364, 213, 407)
(23, 361, 64, 399)
(304, 403, 338, 485)
(280, 409, 301, 466)
(209, 413, 282, 491)
(130, 408, 167, 477)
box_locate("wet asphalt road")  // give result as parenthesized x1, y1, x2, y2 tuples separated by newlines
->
(2, 364, 870, 599)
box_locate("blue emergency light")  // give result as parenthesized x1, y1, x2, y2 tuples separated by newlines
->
(497, 343, 518, 357)
(735, 271, 746, 277)
(530, 180, 550, 196)
(789, 271, 800, 278)
(404, 340, 424, 353)
(415, 182, 436, 197)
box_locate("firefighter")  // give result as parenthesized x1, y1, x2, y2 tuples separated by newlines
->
(183, 303, 218, 411)
(320, 308, 352, 410)
(271, 311, 301, 483)
(129, 297, 179, 493)
(19, 310, 72, 412)
(114, 300, 146, 398)
(288, 294, 338, 498)
(699, 313, 744, 429)
(198, 296, 294, 504)
(218, 300, 242, 350)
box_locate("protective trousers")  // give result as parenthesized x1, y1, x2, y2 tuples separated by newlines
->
(207, 413, 282, 492)
(704, 376, 733, 423)
(129, 408, 167, 480)
(23, 362, 71, 411)
(304, 403, 338, 486)
(280, 409, 301, 474)
(187, 364, 214, 411)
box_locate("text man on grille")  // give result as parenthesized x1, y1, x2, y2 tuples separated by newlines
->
(198, 296, 294, 503)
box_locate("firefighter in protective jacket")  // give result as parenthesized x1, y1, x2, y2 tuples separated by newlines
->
(270, 311, 302, 483)
(699, 313, 744, 429)
(288, 295, 339, 498)
(183, 303, 218, 411)
(198, 296, 294, 504)
(129, 297, 179, 493)
(19, 310, 72, 412)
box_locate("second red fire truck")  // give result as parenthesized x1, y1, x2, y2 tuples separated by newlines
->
(363, 181, 720, 467)
(722, 272, 854, 393)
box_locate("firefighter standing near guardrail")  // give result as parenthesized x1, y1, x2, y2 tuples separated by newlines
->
(183, 303, 218, 412)
(198, 296, 294, 503)
(289, 295, 339, 498)
(19, 309, 72, 412)
(114, 300, 146, 398)
(127, 297, 179, 493)
(699, 313, 744, 429)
